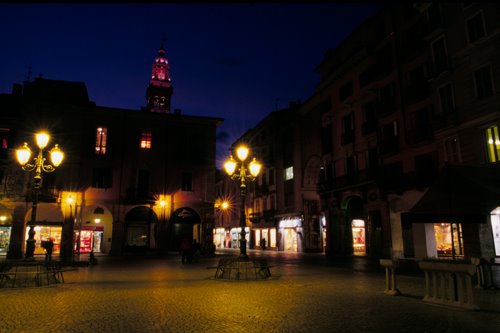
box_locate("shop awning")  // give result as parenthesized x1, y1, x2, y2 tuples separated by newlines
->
(401, 165, 500, 225)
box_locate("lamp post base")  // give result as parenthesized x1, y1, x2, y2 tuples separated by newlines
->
(25, 239, 36, 259)
(214, 256, 271, 280)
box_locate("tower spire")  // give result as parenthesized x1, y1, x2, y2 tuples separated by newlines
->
(145, 39, 173, 113)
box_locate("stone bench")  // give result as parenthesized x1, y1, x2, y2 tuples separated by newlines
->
(418, 260, 478, 310)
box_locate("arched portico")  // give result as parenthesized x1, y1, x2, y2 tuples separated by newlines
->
(124, 206, 158, 252)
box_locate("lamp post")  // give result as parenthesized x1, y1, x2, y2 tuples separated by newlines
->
(223, 145, 261, 258)
(16, 131, 64, 259)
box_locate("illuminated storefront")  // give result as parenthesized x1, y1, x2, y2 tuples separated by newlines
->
(0, 226, 11, 255)
(229, 227, 250, 249)
(279, 217, 302, 252)
(254, 228, 277, 249)
(320, 214, 327, 251)
(213, 227, 229, 248)
(352, 219, 366, 256)
(491, 210, 500, 256)
(25, 225, 62, 255)
(75, 226, 104, 253)
(433, 222, 464, 257)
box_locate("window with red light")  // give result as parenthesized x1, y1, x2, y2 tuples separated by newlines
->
(95, 127, 107, 155)
(140, 131, 152, 149)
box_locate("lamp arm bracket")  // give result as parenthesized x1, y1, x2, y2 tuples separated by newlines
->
(41, 164, 56, 173)
(21, 163, 36, 172)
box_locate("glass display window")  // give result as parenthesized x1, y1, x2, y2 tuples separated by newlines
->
(434, 222, 463, 257)
(0, 226, 11, 254)
(352, 219, 366, 256)
(26, 225, 62, 255)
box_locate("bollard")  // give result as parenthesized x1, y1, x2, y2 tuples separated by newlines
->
(379, 259, 401, 296)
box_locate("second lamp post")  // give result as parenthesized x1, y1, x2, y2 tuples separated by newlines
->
(223, 145, 261, 258)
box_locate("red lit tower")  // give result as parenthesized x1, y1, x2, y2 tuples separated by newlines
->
(146, 43, 173, 113)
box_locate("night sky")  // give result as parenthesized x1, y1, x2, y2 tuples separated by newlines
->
(0, 3, 383, 164)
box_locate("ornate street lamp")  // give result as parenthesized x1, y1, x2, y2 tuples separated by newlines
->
(16, 131, 64, 259)
(223, 145, 261, 258)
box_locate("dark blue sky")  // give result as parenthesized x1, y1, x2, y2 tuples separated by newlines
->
(0, 3, 382, 164)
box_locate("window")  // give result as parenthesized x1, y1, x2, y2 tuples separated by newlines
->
(341, 114, 354, 145)
(444, 136, 462, 164)
(0, 128, 9, 159)
(181, 172, 193, 191)
(269, 168, 275, 186)
(431, 36, 449, 75)
(362, 101, 377, 135)
(378, 82, 396, 115)
(137, 169, 150, 198)
(284, 166, 293, 181)
(339, 81, 353, 102)
(466, 12, 486, 44)
(92, 168, 112, 188)
(140, 131, 152, 149)
(427, 3, 444, 31)
(95, 127, 107, 155)
(474, 64, 494, 99)
(485, 126, 500, 163)
(321, 124, 333, 154)
(438, 83, 455, 114)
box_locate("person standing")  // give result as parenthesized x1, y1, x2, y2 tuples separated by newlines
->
(180, 237, 191, 264)
(43, 238, 54, 263)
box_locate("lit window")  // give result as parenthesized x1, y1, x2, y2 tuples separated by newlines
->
(0, 128, 9, 149)
(485, 126, 500, 163)
(95, 127, 107, 155)
(140, 131, 152, 149)
(284, 166, 293, 181)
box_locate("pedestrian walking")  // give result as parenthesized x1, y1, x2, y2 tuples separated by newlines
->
(191, 239, 200, 262)
(260, 238, 266, 250)
(180, 237, 192, 264)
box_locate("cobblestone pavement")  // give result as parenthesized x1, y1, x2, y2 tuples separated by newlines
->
(1, 251, 499, 333)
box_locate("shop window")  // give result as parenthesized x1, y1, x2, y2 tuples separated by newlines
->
(490, 210, 500, 256)
(474, 64, 494, 99)
(466, 11, 486, 44)
(352, 219, 366, 256)
(485, 125, 500, 163)
(140, 130, 152, 149)
(434, 223, 464, 257)
(284, 166, 293, 181)
(95, 127, 107, 155)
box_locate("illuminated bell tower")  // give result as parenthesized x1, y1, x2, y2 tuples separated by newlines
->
(146, 43, 173, 113)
